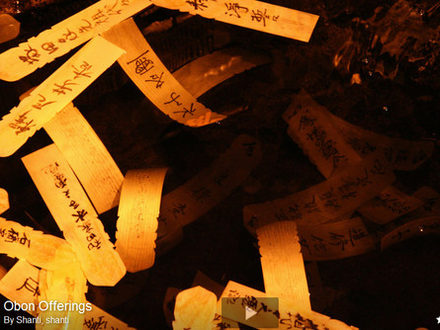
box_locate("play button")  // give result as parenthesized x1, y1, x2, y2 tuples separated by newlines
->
(221, 296, 279, 328)
(245, 306, 257, 320)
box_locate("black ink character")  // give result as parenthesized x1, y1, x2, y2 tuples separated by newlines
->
(186, 0, 208, 11)
(250, 9, 270, 27)
(72, 61, 93, 79)
(174, 103, 197, 118)
(8, 111, 35, 135)
(127, 50, 154, 75)
(41, 42, 59, 54)
(224, 3, 249, 18)
(164, 92, 183, 106)
(72, 209, 88, 223)
(32, 94, 55, 110)
(19, 45, 40, 65)
(16, 277, 40, 296)
(52, 80, 78, 95)
(145, 72, 165, 88)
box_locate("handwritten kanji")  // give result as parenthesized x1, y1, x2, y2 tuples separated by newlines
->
(53, 80, 78, 95)
(174, 103, 196, 118)
(41, 42, 59, 54)
(32, 94, 55, 110)
(72, 61, 93, 79)
(9, 112, 35, 135)
(145, 72, 164, 88)
(127, 50, 154, 75)
(224, 3, 249, 18)
(19, 45, 40, 65)
(16, 277, 40, 296)
(164, 92, 183, 106)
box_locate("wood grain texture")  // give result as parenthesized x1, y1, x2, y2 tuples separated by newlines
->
(37, 262, 87, 330)
(257, 221, 311, 312)
(0, 36, 124, 157)
(0, 217, 77, 270)
(116, 168, 167, 273)
(103, 18, 226, 127)
(0, 260, 136, 328)
(22, 144, 126, 286)
(0, 0, 152, 81)
(173, 286, 217, 330)
(152, 0, 319, 42)
(44, 104, 124, 214)
(0, 260, 41, 317)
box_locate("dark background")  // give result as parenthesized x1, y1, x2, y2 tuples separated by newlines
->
(0, 0, 440, 329)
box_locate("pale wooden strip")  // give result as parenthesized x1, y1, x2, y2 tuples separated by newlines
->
(257, 221, 311, 312)
(152, 0, 319, 42)
(22, 144, 126, 286)
(0, 260, 136, 329)
(0, 36, 124, 157)
(116, 168, 167, 272)
(0, 260, 41, 317)
(0, 188, 9, 214)
(164, 286, 239, 329)
(0, 0, 152, 81)
(174, 47, 270, 98)
(381, 187, 440, 249)
(357, 186, 423, 224)
(103, 18, 226, 127)
(283, 91, 419, 225)
(298, 217, 375, 260)
(44, 104, 124, 214)
(157, 134, 262, 251)
(284, 91, 434, 171)
(36, 262, 87, 330)
(191, 272, 240, 329)
(283, 92, 361, 178)
(221, 281, 358, 330)
(173, 286, 217, 330)
(244, 154, 395, 234)
(328, 111, 434, 173)
(0, 217, 77, 270)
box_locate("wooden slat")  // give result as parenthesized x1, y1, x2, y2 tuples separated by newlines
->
(0, 217, 77, 270)
(0, 0, 152, 81)
(44, 104, 124, 214)
(116, 168, 167, 272)
(257, 221, 311, 312)
(173, 286, 217, 330)
(22, 144, 126, 286)
(103, 18, 226, 127)
(0, 36, 124, 157)
(153, 0, 319, 42)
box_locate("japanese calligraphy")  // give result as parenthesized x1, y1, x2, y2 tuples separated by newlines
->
(16, 277, 40, 296)
(0, 0, 153, 81)
(156, 135, 261, 250)
(103, 18, 227, 127)
(0, 37, 124, 157)
(298, 217, 374, 260)
(22, 144, 126, 286)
